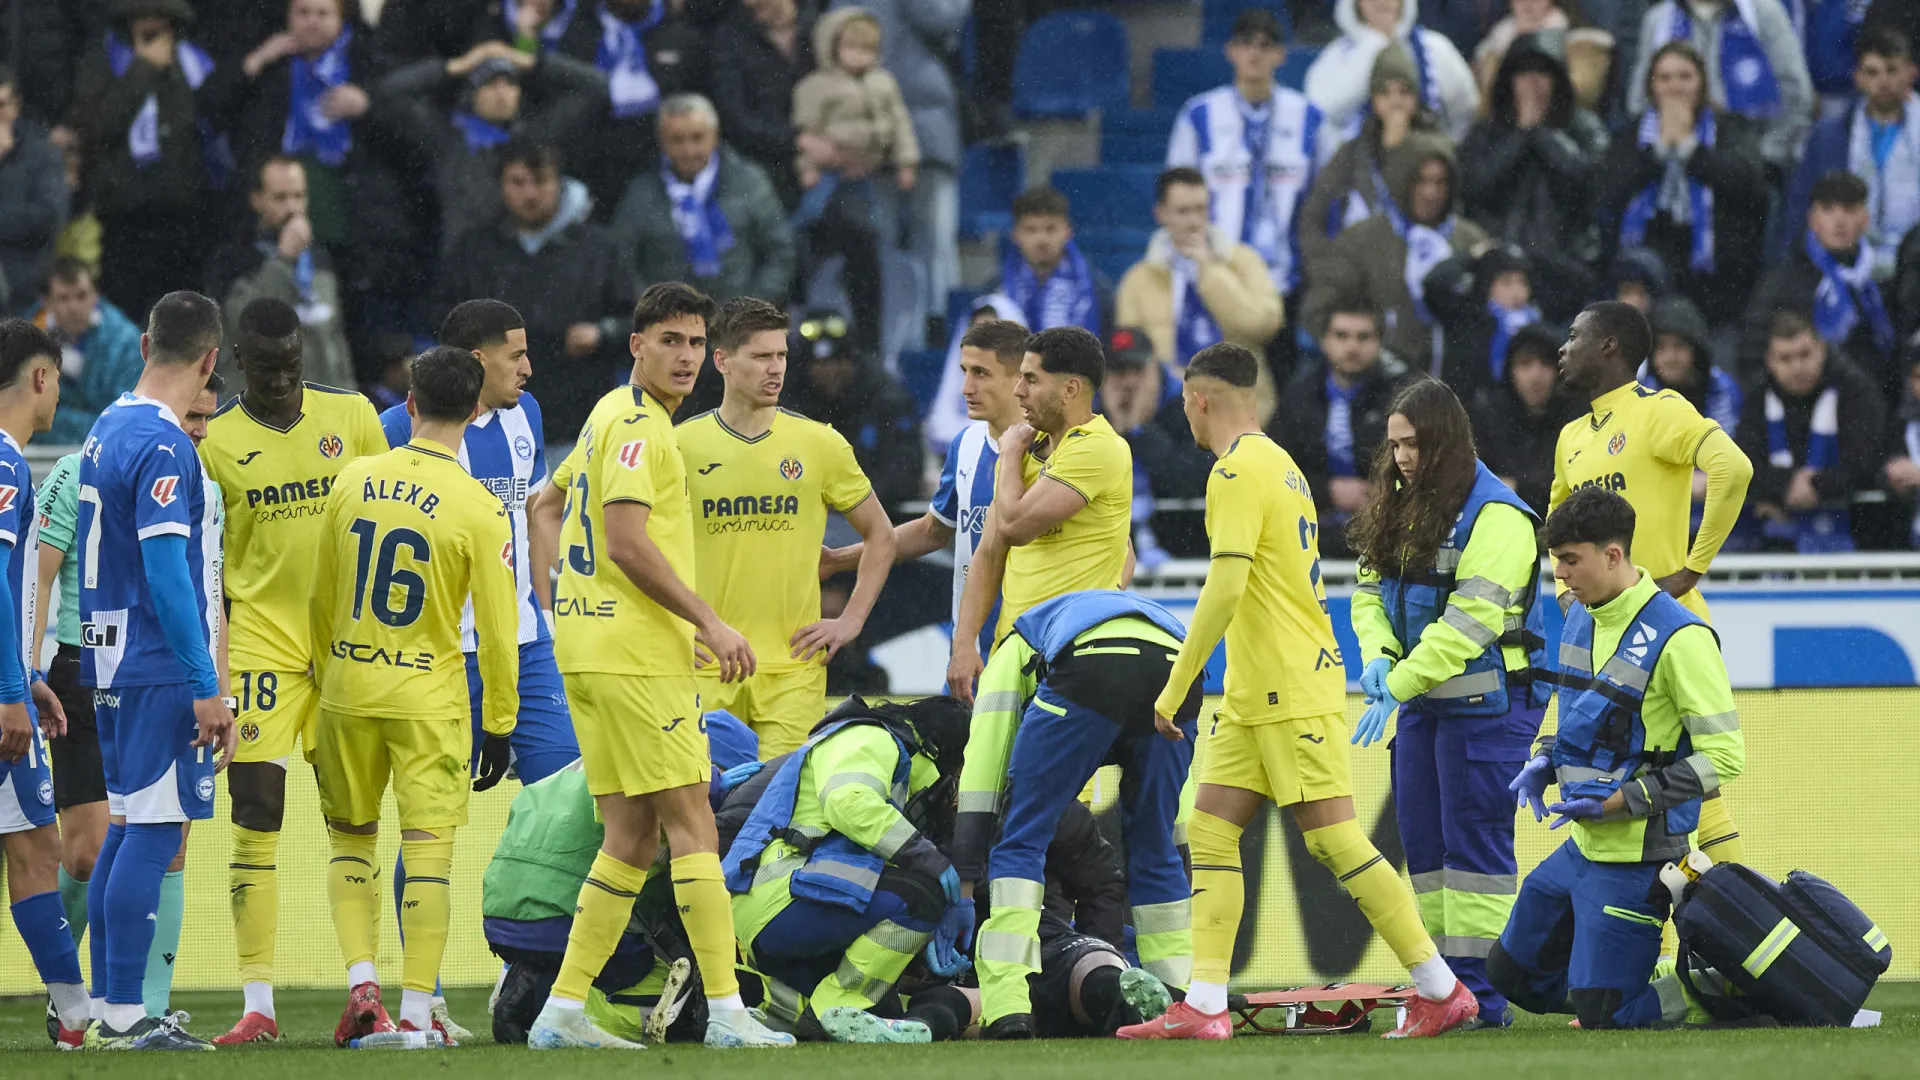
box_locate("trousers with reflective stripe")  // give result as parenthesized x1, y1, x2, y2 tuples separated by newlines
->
(737, 868, 936, 1014)
(1492, 838, 1670, 1028)
(978, 683, 1195, 1022)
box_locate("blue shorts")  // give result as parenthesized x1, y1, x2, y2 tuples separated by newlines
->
(95, 682, 215, 823)
(0, 719, 55, 834)
(466, 636, 579, 786)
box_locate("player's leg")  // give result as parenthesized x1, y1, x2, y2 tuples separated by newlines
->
(751, 873, 937, 1043)
(1695, 791, 1744, 863)
(87, 689, 124, 1026)
(1486, 838, 1581, 1016)
(312, 706, 395, 1046)
(49, 643, 105, 946)
(1113, 719, 1198, 993)
(1432, 714, 1526, 1025)
(748, 666, 826, 760)
(1390, 708, 1447, 949)
(1564, 853, 1671, 1029)
(389, 716, 470, 1039)
(143, 820, 188, 1018)
(503, 638, 581, 786)
(4, 751, 90, 1046)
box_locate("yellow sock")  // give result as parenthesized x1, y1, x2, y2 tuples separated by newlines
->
(1695, 793, 1745, 865)
(398, 836, 454, 995)
(230, 826, 281, 984)
(553, 851, 649, 1003)
(1304, 819, 1435, 969)
(1188, 810, 1244, 986)
(325, 828, 380, 971)
(670, 851, 740, 999)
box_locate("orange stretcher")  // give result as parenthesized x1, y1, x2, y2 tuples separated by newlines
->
(1228, 984, 1417, 1035)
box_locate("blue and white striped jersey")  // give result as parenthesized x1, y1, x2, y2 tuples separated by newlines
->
(929, 419, 1001, 657)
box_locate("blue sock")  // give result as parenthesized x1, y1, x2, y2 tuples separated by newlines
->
(57, 865, 88, 946)
(143, 870, 185, 1017)
(88, 824, 125, 1000)
(103, 823, 181, 1005)
(12, 890, 85, 987)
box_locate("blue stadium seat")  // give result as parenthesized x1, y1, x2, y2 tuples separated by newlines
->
(1051, 165, 1160, 229)
(959, 143, 1027, 240)
(1100, 109, 1178, 165)
(1152, 48, 1232, 112)
(946, 289, 980, 336)
(1202, 0, 1293, 44)
(898, 348, 948, 417)
(1277, 45, 1318, 92)
(1072, 227, 1153, 284)
(1012, 11, 1130, 118)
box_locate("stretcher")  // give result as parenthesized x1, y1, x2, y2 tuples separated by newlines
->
(1228, 984, 1415, 1035)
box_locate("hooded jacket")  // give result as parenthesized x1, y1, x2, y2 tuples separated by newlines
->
(1115, 225, 1283, 422)
(31, 298, 144, 443)
(0, 122, 69, 312)
(1472, 5, 1616, 114)
(828, 0, 967, 170)
(1422, 245, 1542, 401)
(1306, 0, 1480, 145)
(1641, 295, 1743, 435)
(792, 7, 920, 172)
(64, 0, 211, 219)
(781, 333, 925, 510)
(1469, 322, 1581, 514)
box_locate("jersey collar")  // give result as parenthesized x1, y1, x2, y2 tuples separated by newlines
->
(120, 392, 184, 431)
(1034, 412, 1115, 458)
(406, 438, 459, 463)
(714, 408, 777, 444)
(0, 428, 20, 457)
(1224, 431, 1271, 457)
(1587, 570, 1658, 633)
(237, 386, 306, 434)
(1587, 381, 1641, 429)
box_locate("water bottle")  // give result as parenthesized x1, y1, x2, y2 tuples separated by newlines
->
(350, 1029, 446, 1050)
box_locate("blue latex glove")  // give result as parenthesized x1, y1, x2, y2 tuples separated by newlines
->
(1360, 658, 1393, 702)
(718, 759, 765, 793)
(925, 902, 976, 977)
(1509, 755, 1552, 822)
(938, 864, 964, 906)
(1547, 797, 1607, 829)
(1351, 685, 1399, 747)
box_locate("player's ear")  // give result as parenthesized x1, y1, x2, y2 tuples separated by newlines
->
(405, 391, 419, 421)
(199, 346, 219, 378)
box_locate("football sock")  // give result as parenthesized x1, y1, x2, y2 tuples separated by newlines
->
(142, 870, 184, 1017)
(903, 984, 970, 1041)
(400, 988, 433, 1031)
(87, 823, 123, 1000)
(672, 851, 740, 1000)
(12, 890, 87, 1027)
(230, 826, 280, 985)
(1078, 964, 1126, 1027)
(244, 980, 276, 1020)
(1187, 810, 1244, 989)
(398, 836, 454, 995)
(552, 851, 648, 1004)
(57, 864, 88, 946)
(103, 823, 182, 1005)
(1695, 794, 1745, 864)
(1304, 819, 1437, 972)
(325, 828, 381, 975)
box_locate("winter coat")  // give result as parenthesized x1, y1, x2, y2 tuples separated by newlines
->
(64, 37, 210, 218)
(1736, 352, 1887, 505)
(0, 123, 70, 312)
(608, 144, 796, 307)
(1627, 0, 1813, 172)
(829, 0, 966, 170)
(1643, 294, 1744, 435)
(1740, 241, 1901, 398)
(1272, 351, 1415, 524)
(1786, 95, 1920, 271)
(1422, 251, 1544, 403)
(29, 298, 144, 444)
(1306, 0, 1481, 145)
(709, 5, 818, 207)
(204, 230, 356, 390)
(1115, 227, 1284, 422)
(793, 7, 919, 172)
(1037, 800, 1128, 948)
(1113, 363, 1216, 558)
(1472, 7, 1617, 115)
(1898, 226, 1920, 345)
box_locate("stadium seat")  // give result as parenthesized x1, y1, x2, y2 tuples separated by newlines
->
(946, 288, 979, 337)
(958, 143, 1027, 240)
(1072, 227, 1154, 284)
(1051, 165, 1160, 229)
(1012, 11, 1130, 118)
(1100, 108, 1179, 165)
(898, 347, 948, 417)
(1202, 0, 1293, 44)
(1152, 48, 1233, 112)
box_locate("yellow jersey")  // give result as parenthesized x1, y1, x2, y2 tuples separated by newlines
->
(997, 413, 1132, 639)
(309, 439, 518, 730)
(553, 384, 696, 676)
(1551, 382, 1721, 620)
(1208, 434, 1345, 722)
(199, 384, 387, 669)
(677, 408, 873, 674)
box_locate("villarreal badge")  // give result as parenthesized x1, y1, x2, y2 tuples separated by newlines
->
(779, 456, 804, 481)
(1607, 432, 1627, 456)
(319, 432, 345, 458)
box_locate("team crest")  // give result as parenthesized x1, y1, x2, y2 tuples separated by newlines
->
(501, 540, 515, 569)
(0, 486, 17, 515)
(318, 432, 345, 459)
(1607, 432, 1627, 456)
(514, 434, 534, 460)
(37, 778, 53, 805)
(240, 721, 261, 743)
(197, 776, 215, 801)
(149, 476, 179, 507)
(618, 439, 646, 470)
(779, 456, 804, 481)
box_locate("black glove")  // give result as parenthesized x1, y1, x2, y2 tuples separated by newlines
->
(473, 733, 513, 791)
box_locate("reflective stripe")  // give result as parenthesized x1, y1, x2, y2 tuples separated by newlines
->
(1602, 905, 1666, 928)
(862, 919, 932, 955)
(990, 877, 1046, 911)
(974, 690, 1025, 715)
(977, 929, 1042, 968)
(1684, 751, 1720, 795)
(1560, 643, 1592, 671)
(1432, 548, 1463, 572)
(1074, 645, 1140, 656)
(1865, 925, 1889, 952)
(1598, 655, 1651, 693)
(1453, 576, 1514, 608)
(765, 979, 804, 1022)
(957, 790, 999, 814)
(1409, 870, 1444, 895)
(808, 859, 881, 895)
(752, 852, 806, 890)
(1356, 581, 1381, 597)
(1435, 935, 1496, 958)
(1033, 698, 1068, 716)
(1426, 668, 1503, 700)
(1683, 709, 1741, 736)
(1557, 764, 1629, 786)
(1445, 890, 1518, 939)
(871, 819, 917, 859)
(1442, 869, 1516, 895)
(819, 771, 888, 806)
(833, 957, 895, 1003)
(1742, 917, 1801, 977)
(1440, 603, 1501, 649)
(1131, 899, 1191, 935)
(1144, 954, 1192, 988)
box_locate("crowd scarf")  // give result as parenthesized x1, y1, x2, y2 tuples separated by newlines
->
(1170, 245, 1226, 366)
(1848, 94, 1920, 249)
(1237, 95, 1276, 266)
(597, 0, 666, 118)
(1486, 300, 1540, 382)
(1620, 107, 1716, 273)
(1766, 381, 1838, 469)
(1324, 374, 1358, 476)
(1000, 239, 1099, 334)
(454, 111, 512, 151)
(107, 31, 215, 168)
(1381, 192, 1453, 325)
(1405, 29, 1441, 115)
(664, 152, 733, 277)
(505, 0, 580, 51)
(283, 26, 354, 167)
(1805, 231, 1895, 357)
(1659, 0, 1781, 117)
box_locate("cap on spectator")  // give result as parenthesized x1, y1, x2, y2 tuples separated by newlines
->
(1230, 8, 1284, 45)
(1105, 326, 1155, 372)
(472, 55, 522, 87)
(1473, 244, 1532, 295)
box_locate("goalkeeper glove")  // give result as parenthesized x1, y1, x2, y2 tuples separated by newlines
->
(473, 733, 513, 791)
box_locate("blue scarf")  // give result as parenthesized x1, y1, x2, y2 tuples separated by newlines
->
(107, 32, 217, 170)
(1805, 231, 1894, 356)
(1406, 29, 1441, 115)
(1486, 301, 1540, 382)
(1667, 0, 1781, 118)
(283, 27, 354, 167)
(1763, 382, 1852, 552)
(454, 111, 512, 152)
(1324, 375, 1357, 476)
(505, 0, 580, 49)
(664, 153, 733, 278)
(1381, 193, 1453, 325)
(1620, 108, 1716, 273)
(1238, 97, 1273, 259)
(1001, 240, 1099, 334)
(597, 1, 666, 118)
(1172, 254, 1224, 365)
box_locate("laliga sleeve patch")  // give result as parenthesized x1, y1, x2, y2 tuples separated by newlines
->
(150, 476, 180, 507)
(0, 485, 17, 515)
(618, 440, 646, 470)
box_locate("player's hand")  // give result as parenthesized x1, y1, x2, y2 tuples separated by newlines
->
(472, 732, 513, 792)
(698, 620, 756, 683)
(789, 616, 861, 664)
(192, 695, 237, 773)
(997, 422, 1036, 459)
(1153, 706, 1185, 741)
(1547, 796, 1606, 829)
(718, 759, 764, 793)
(320, 83, 370, 121)
(946, 644, 984, 704)
(1509, 755, 1551, 822)
(1351, 688, 1398, 748)
(31, 680, 66, 741)
(243, 32, 300, 78)
(0, 700, 32, 761)
(1360, 657, 1393, 702)
(1654, 567, 1702, 602)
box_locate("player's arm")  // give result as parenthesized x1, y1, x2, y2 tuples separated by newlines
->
(32, 456, 77, 682)
(470, 507, 521, 736)
(793, 492, 895, 662)
(814, 727, 944, 877)
(0, 526, 31, 759)
(1613, 625, 1744, 820)
(1153, 468, 1255, 726)
(527, 472, 568, 611)
(1679, 427, 1752, 587)
(309, 484, 347, 685)
(1383, 503, 1537, 702)
(603, 500, 754, 680)
(947, 504, 1010, 700)
(823, 512, 954, 577)
(1349, 564, 1400, 667)
(1549, 427, 1575, 609)
(993, 469, 1086, 547)
(953, 641, 1030, 885)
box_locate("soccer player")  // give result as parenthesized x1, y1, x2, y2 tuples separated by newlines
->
(1497, 487, 1744, 1029)
(197, 297, 387, 1043)
(1346, 379, 1548, 1026)
(1552, 301, 1752, 866)
(77, 291, 235, 1050)
(309, 345, 520, 1045)
(1119, 344, 1477, 1041)
(525, 282, 790, 1051)
(677, 297, 895, 756)
(947, 325, 1132, 701)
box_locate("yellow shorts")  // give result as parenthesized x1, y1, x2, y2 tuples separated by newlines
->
(697, 665, 827, 759)
(1198, 710, 1352, 807)
(231, 666, 319, 765)
(311, 711, 470, 831)
(567, 672, 707, 797)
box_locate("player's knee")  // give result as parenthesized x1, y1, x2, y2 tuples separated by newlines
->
(1487, 941, 1543, 1012)
(229, 762, 287, 831)
(327, 818, 377, 837)
(62, 846, 96, 881)
(492, 959, 558, 1045)
(1569, 987, 1626, 1030)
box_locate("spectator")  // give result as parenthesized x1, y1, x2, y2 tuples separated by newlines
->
(1787, 28, 1920, 279)
(987, 187, 1110, 338)
(1166, 8, 1326, 293)
(1272, 296, 1413, 552)
(1864, 0, 1920, 65)
(1302, 134, 1488, 375)
(441, 139, 632, 439)
(205, 155, 355, 389)
(1472, 0, 1616, 115)
(709, 0, 817, 209)
(1736, 310, 1886, 552)
(924, 292, 1025, 455)
(1899, 224, 1920, 343)
(0, 0, 77, 126)
(1628, 0, 1813, 174)
(1609, 245, 1673, 313)
(63, 0, 217, 320)
(1099, 326, 1213, 562)
(1298, 44, 1444, 278)
(28, 258, 143, 443)
(1471, 322, 1579, 513)
(781, 308, 924, 510)
(1884, 344, 1920, 546)
(1802, 0, 1872, 107)
(1117, 167, 1283, 420)
(1742, 170, 1899, 396)
(1306, 0, 1480, 145)
(376, 41, 607, 255)
(1458, 31, 1609, 320)
(1600, 40, 1769, 328)
(0, 66, 69, 314)
(792, 8, 919, 211)
(374, 0, 495, 63)
(1424, 244, 1544, 404)
(1641, 294, 1744, 434)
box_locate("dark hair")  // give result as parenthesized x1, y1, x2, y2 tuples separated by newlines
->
(711, 296, 790, 354)
(45, 256, 94, 291)
(1321, 293, 1385, 337)
(1026, 325, 1105, 391)
(145, 291, 224, 366)
(1156, 166, 1207, 204)
(408, 345, 486, 422)
(1542, 486, 1635, 555)
(1857, 26, 1912, 64)
(1767, 308, 1817, 343)
(0, 318, 59, 390)
(1346, 379, 1479, 575)
(498, 138, 562, 179)
(1644, 40, 1709, 117)
(203, 370, 226, 396)
(1580, 300, 1653, 368)
(1011, 187, 1070, 222)
(631, 281, 717, 335)
(439, 299, 525, 352)
(237, 296, 301, 341)
(960, 318, 1029, 368)
(1809, 169, 1869, 209)
(251, 154, 304, 192)
(1186, 342, 1259, 388)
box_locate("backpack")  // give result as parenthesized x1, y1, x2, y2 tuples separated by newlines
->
(1673, 863, 1891, 1026)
